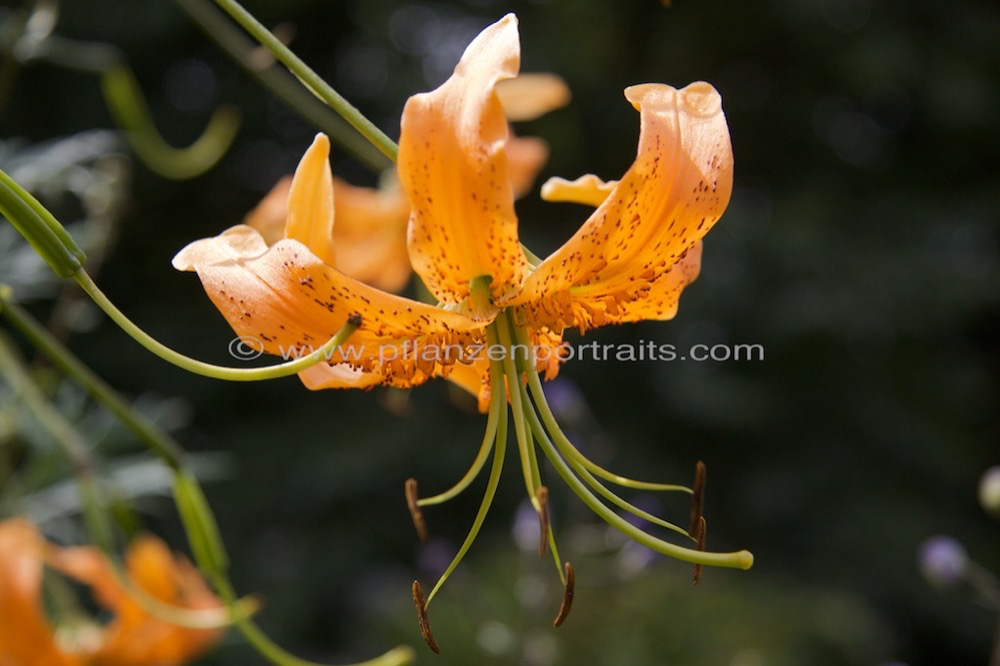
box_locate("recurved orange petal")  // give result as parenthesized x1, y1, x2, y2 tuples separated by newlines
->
(0, 520, 79, 666)
(331, 176, 411, 292)
(399, 14, 530, 310)
(284, 134, 337, 267)
(177, 226, 487, 390)
(507, 82, 732, 333)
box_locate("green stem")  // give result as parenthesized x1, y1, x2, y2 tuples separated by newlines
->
(73, 270, 358, 381)
(211, 0, 398, 162)
(0, 295, 187, 469)
(0, 331, 115, 552)
(211, 575, 415, 666)
(171, 0, 389, 172)
(495, 313, 541, 512)
(425, 354, 508, 607)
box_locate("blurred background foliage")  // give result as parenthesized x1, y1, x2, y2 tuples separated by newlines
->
(1, 0, 998, 664)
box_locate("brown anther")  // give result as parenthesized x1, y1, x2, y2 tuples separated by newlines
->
(536, 486, 550, 558)
(553, 562, 575, 627)
(347, 312, 363, 327)
(411, 580, 440, 653)
(688, 460, 706, 537)
(692, 515, 707, 585)
(405, 478, 428, 543)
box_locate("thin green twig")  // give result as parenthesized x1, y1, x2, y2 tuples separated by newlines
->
(172, 0, 390, 172)
(211, 0, 399, 162)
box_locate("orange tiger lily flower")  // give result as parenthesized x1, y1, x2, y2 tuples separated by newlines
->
(174, 13, 750, 642)
(0, 519, 223, 666)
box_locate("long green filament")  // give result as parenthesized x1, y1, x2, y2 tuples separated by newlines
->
(520, 379, 690, 539)
(417, 326, 502, 507)
(511, 325, 690, 494)
(503, 313, 752, 568)
(523, 374, 752, 567)
(417, 397, 498, 507)
(73, 270, 358, 381)
(496, 312, 541, 513)
(424, 354, 509, 607)
(518, 365, 690, 539)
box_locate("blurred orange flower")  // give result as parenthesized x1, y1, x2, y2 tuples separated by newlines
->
(0, 519, 223, 666)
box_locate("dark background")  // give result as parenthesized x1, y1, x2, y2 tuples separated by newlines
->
(1, 0, 998, 664)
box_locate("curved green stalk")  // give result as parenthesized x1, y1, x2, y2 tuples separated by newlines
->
(418, 392, 499, 507)
(21, 34, 239, 180)
(212, 0, 398, 162)
(109, 564, 260, 629)
(418, 327, 503, 506)
(102, 63, 240, 180)
(425, 354, 509, 607)
(73, 270, 358, 381)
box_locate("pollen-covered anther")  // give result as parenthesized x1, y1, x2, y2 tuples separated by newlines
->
(692, 515, 707, 585)
(405, 478, 429, 543)
(411, 580, 440, 653)
(689, 460, 706, 536)
(553, 562, 575, 627)
(536, 486, 550, 557)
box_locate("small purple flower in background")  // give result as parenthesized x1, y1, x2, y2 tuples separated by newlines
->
(917, 535, 967, 588)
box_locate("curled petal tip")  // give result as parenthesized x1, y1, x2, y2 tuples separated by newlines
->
(624, 81, 724, 119)
(678, 81, 724, 117)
